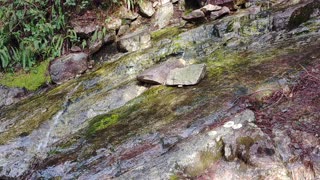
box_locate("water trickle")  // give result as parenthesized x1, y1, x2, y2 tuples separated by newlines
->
(37, 83, 81, 150)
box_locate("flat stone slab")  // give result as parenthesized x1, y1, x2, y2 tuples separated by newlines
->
(137, 58, 186, 84)
(182, 9, 205, 21)
(201, 4, 222, 12)
(166, 64, 206, 86)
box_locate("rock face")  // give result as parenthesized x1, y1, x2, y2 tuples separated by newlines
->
(210, 6, 230, 19)
(152, 2, 174, 29)
(49, 53, 88, 84)
(137, 58, 186, 84)
(117, 29, 151, 52)
(2, 1, 320, 179)
(0, 86, 27, 107)
(138, 1, 155, 17)
(166, 64, 206, 86)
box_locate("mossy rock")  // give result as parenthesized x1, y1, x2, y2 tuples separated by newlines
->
(288, 1, 320, 30)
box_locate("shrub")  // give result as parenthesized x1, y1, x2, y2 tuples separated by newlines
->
(0, 0, 142, 72)
(0, 0, 69, 71)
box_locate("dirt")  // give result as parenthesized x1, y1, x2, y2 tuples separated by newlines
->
(246, 61, 320, 167)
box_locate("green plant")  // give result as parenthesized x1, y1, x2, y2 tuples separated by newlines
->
(0, 0, 79, 71)
(90, 27, 107, 44)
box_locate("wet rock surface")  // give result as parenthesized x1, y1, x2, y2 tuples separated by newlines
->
(1, 0, 320, 179)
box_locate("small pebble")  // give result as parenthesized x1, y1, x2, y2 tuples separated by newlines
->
(232, 124, 243, 129)
(223, 121, 235, 128)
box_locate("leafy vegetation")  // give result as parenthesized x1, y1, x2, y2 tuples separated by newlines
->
(0, 0, 142, 72)
(0, 0, 69, 71)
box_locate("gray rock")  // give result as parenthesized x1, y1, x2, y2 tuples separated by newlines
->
(49, 53, 88, 84)
(117, 25, 130, 37)
(224, 144, 235, 161)
(89, 40, 103, 55)
(117, 6, 139, 20)
(137, 58, 186, 84)
(72, 23, 98, 37)
(106, 18, 122, 31)
(117, 29, 151, 52)
(138, 1, 155, 17)
(182, 9, 206, 21)
(130, 16, 143, 30)
(273, 1, 320, 31)
(0, 86, 27, 107)
(210, 6, 230, 20)
(152, 2, 174, 30)
(201, 4, 222, 12)
(166, 64, 206, 86)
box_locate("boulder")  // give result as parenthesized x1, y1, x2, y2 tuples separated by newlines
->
(138, 1, 155, 17)
(49, 53, 88, 84)
(72, 23, 98, 38)
(166, 63, 206, 86)
(106, 18, 122, 31)
(137, 58, 186, 84)
(152, 2, 174, 30)
(117, 6, 139, 20)
(182, 9, 206, 21)
(210, 6, 230, 20)
(70, 11, 99, 37)
(117, 29, 151, 52)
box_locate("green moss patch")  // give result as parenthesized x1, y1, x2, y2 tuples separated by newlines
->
(151, 27, 182, 42)
(0, 92, 65, 145)
(87, 114, 120, 135)
(184, 142, 223, 177)
(0, 60, 51, 91)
